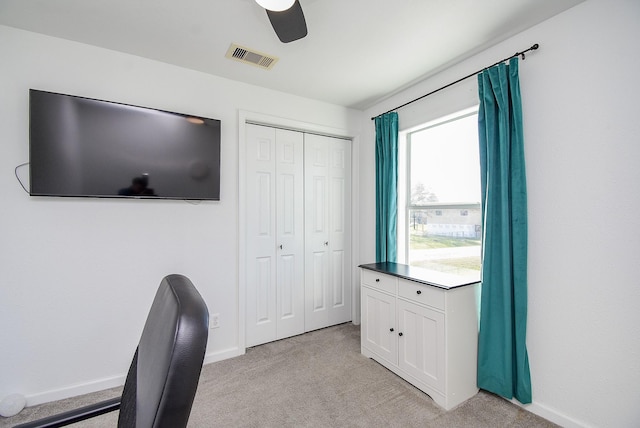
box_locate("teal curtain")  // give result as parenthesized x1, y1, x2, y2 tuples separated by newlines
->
(477, 58, 531, 404)
(374, 112, 398, 263)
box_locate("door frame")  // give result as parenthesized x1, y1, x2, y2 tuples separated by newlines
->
(238, 110, 361, 351)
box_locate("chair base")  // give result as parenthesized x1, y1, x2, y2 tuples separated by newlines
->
(13, 397, 121, 428)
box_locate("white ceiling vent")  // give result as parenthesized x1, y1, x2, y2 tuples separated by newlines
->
(225, 44, 279, 70)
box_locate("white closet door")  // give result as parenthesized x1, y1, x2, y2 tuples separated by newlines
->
(304, 134, 330, 331)
(246, 125, 305, 347)
(246, 124, 277, 346)
(274, 128, 305, 340)
(304, 134, 352, 331)
(327, 136, 352, 325)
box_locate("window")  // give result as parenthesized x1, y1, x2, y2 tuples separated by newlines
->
(398, 107, 482, 281)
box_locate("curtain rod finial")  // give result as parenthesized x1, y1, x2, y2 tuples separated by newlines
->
(521, 44, 540, 60)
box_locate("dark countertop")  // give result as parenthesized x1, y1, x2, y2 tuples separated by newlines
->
(360, 262, 480, 290)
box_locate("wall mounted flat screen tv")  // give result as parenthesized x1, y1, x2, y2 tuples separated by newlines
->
(29, 89, 221, 200)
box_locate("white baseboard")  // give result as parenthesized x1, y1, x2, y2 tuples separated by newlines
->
(203, 346, 244, 365)
(512, 399, 591, 428)
(24, 347, 243, 407)
(26, 374, 126, 407)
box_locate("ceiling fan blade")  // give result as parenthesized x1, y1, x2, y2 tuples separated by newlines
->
(266, 0, 307, 43)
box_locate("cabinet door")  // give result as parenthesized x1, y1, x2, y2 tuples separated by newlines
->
(245, 124, 278, 347)
(397, 299, 445, 392)
(361, 286, 397, 365)
(275, 129, 305, 340)
(304, 134, 352, 331)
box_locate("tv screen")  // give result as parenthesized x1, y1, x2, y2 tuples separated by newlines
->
(29, 89, 221, 200)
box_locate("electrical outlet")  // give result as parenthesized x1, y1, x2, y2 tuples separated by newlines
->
(210, 313, 220, 329)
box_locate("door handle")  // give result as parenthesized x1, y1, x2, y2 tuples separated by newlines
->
(279, 244, 283, 250)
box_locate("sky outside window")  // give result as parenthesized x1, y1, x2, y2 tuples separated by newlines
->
(410, 113, 481, 204)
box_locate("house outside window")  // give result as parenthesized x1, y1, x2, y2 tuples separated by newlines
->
(397, 107, 482, 281)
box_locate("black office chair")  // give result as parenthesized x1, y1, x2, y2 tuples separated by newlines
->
(15, 274, 209, 428)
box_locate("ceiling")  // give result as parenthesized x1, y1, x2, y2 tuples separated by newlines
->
(0, 0, 583, 110)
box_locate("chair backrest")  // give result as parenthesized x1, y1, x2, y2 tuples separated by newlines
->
(118, 274, 209, 428)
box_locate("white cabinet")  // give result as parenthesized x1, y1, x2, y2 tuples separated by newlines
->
(360, 264, 480, 410)
(304, 134, 352, 331)
(245, 124, 305, 347)
(245, 125, 352, 347)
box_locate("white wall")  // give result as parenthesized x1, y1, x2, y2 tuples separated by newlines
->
(360, 0, 640, 427)
(0, 25, 362, 405)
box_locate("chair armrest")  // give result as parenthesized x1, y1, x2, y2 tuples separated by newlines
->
(13, 397, 121, 428)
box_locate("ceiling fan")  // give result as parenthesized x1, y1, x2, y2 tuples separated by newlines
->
(255, 0, 308, 43)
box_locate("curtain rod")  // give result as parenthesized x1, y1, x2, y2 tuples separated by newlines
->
(370, 43, 539, 121)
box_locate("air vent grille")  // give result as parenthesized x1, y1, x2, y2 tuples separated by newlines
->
(225, 44, 279, 70)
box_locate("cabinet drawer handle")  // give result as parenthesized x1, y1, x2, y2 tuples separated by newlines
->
(389, 328, 394, 332)
(398, 332, 403, 337)
(416, 290, 422, 295)
(375, 278, 380, 282)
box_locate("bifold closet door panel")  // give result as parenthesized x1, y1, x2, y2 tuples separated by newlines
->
(304, 133, 352, 332)
(274, 128, 305, 340)
(246, 124, 278, 347)
(327, 136, 352, 326)
(245, 124, 304, 346)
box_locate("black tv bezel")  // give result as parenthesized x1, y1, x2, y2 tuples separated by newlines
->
(28, 89, 222, 201)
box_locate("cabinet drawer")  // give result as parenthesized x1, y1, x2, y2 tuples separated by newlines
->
(398, 279, 444, 311)
(361, 269, 397, 294)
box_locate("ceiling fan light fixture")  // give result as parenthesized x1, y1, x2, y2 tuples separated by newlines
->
(255, 0, 295, 12)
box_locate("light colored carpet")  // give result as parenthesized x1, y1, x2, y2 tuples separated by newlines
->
(2, 323, 557, 427)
